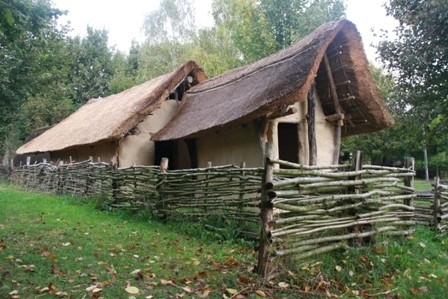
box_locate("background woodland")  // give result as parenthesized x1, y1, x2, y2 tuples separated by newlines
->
(1, 0, 447, 178)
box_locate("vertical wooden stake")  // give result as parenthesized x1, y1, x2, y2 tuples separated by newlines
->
(350, 151, 365, 244)
(26, 156, 31, 166)
(239, 161, 246, 208)
(434, 177, 441, 232)
(258, 142, 275, 277)
(404, 157, 415, 206)
(307, 85, 317, 166)
(158, 158, 169, 219)
(205, 161, 212, 213)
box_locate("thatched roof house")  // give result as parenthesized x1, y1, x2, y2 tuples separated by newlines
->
(16, 61, 207, 168)
(152, 19, 393, 167)
(17, 20, 392, 169)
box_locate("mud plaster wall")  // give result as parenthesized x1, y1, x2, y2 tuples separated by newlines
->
(272, 89, 337, 166)
(118, 100, 179, 167)
(196, 122, 264, 168)
(50, 141, 119, 164)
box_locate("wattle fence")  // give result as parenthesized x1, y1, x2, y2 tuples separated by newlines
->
(256, 152, 416, 276)
(5, 161, 262, 238)
(1, 153, 447, 277)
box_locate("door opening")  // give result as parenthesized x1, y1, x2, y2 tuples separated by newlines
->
(278, 123, 299, 166)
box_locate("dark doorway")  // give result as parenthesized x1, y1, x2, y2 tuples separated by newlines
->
(155, 139, 198, 170)
(278, 123, 299, 165)
(154, 141, 174, 169)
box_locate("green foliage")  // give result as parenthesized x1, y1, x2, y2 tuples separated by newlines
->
(374, 0, 448, 175)
(66, 27, 115, 103)
(212, 0, 345, 63)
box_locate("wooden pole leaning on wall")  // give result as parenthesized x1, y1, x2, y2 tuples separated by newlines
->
(257, 142, 276, 277)
(323, 54, 344, 165)
(404, 157, 415, 206)
(433, 176, 441, 232)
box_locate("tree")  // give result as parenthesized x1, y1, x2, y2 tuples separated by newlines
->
(66, 27, 114, 104)
(377, 0, 448, 176)
(0, 0, 64, 157)
(212, 0, 346, 63)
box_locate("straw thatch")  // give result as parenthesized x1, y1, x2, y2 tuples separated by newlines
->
(16, 61, 206, 155)
(153, 20, 393, 141)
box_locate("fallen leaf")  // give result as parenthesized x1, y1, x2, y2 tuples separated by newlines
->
(278, 282, 289, 289)
(255, 290, 267, 297)
(55, 291, 69, 297)
(335, 265, 342, 272)
(48, 282, 56, 294)
(182, 286, 193, 293)
(160, 279, 176, 286)
(9, 290, 19, 295)
(374, 246, 385, 254)
(239, 275, 249, 284)
(0, 243, 6, 250)
(196, 287, 211, 298)
(226, 288, 238, 295)
(125, 286, 139, 294)
(419, 242, 426, 248)
(61, 242, 71, 247)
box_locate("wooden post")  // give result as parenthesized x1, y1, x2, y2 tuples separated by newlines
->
(158, 158, 169, 219)
(404, 157, 415, 206)
(434, 177, 441, 232)
(350, 151, 364, 244)
(69, 156, 73, 164)
(239, 161, 246, 209)
(205, 161, 212, 213)
(323, 54, 343, 165)
(307, 85, 317, 166)
(258, 142, 275, 277)
(26, 156, 31, 166)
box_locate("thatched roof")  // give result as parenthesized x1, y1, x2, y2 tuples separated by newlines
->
(17, 61, 206, 155)
(153, 20, 393, 141)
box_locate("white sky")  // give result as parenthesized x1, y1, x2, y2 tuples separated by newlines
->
(54, 0, 397, 63)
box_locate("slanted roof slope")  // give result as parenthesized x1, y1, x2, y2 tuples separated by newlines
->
(17, 61, 205, 155)
(153, 20, 393, 141)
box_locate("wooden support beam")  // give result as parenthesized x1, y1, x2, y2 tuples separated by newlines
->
(323, 54, 343, 164)
(268, 106, 297, 120)
(307, 85, 317, 166)
(325, 113, 345, 123)
(323, 54, 344, 126)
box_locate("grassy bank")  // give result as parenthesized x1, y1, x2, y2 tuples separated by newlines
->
(0, 184, 257, 298)
(1, 183, 448, 298)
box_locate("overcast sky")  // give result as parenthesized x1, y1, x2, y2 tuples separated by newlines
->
(54, 0, 397, 63)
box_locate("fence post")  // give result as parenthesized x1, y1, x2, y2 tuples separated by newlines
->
(157, 158, 169, 219)
(434, 177, 441, 232)
(258, 142, 275, 277)
(404, 157, 415, 206)
(350, 151, 364, 244)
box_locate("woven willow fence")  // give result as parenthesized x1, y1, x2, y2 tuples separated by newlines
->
(7, 160, 262, 237)
(256, 151, 416, 276)
(413, 178, 448, 232)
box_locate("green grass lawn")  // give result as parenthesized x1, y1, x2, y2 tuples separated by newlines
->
(414, 179, 433, 191)
(1, 183, 448, 298)
(0, 184, 259, 298)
